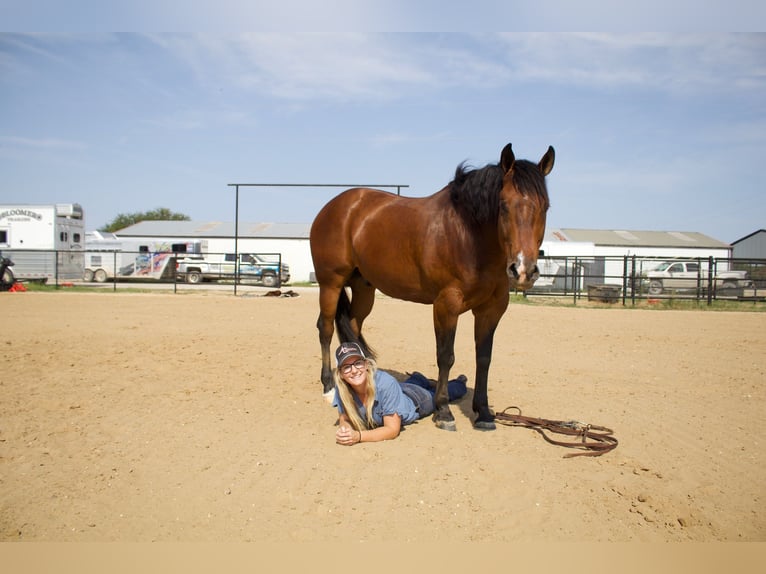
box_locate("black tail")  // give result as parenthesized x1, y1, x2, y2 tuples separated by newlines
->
(335, 287, 376, 359)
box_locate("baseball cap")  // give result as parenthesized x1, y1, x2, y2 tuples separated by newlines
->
(335, 342, 366, 367)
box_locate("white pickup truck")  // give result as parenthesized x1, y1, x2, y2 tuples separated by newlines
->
(175, 252, 290, 287)
(642, 261, 752, 295)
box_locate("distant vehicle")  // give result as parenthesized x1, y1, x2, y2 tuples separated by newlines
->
(84, 231, 202, 282)
(642, 260, 752, 295)
(0, 203, 84, 283)
(175, 252, 290, 287)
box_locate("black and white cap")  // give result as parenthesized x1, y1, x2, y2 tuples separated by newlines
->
(335, 342, 365, 367)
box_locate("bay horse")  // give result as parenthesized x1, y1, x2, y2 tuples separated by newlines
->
(310, 143, 554, 431)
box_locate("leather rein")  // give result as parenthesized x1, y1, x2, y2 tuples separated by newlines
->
(494, 406, 618, 458)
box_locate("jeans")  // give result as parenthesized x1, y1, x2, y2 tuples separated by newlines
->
(399, 371, 468, 419)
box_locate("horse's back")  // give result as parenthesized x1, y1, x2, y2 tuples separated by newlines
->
(310, 188, 402, 280)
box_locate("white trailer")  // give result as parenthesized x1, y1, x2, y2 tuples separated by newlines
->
(0, 203, 85, 283)
(84, 231, 204, 282)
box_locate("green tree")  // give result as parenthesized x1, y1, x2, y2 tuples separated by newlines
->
(99, 208, 191, 233)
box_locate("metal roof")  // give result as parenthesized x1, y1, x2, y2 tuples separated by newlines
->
(115, 220, 311, 239)
(544, 228, 731, 248)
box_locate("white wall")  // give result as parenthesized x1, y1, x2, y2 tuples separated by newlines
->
(204, 237, 314, 283)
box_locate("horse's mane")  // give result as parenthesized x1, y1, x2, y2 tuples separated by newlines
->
(449, 159, 550, 226)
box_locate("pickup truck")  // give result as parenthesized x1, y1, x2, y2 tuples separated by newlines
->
(175, 252, 290, 287)
(642, 261, 752, 295)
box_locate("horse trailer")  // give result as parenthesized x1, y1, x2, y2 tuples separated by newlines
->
(0, 203, 85, 283)
(84, 231, 204, 282)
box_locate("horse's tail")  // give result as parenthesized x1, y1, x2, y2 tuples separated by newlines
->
(335, 287, 376, 360)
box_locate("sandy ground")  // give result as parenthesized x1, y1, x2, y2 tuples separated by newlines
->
(1, 288, 764, 543)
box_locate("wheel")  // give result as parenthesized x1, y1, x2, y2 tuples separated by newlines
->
(83, 269, 94, 282)
(186, 271, 203, 284)
(2, 267, 14, 287)
(648, 280, 663, 295)
(261, 272, 278, 288)
(93, 269, 108, 283)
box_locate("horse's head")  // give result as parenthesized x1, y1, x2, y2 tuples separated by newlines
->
(498, 143, 555, 291)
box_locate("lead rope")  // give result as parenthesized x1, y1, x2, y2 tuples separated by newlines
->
(494, 406, 618, 458)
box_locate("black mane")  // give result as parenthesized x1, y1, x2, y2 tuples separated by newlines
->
(449, 159, 550, 226)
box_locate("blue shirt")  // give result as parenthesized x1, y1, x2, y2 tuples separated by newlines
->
(333, 370, 419, 426)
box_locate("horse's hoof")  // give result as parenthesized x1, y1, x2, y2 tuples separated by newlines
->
(434, 418, 457, 432)
(474, 419, 496, 431)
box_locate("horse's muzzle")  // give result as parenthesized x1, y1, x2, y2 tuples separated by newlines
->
(508, 262, 540, 290)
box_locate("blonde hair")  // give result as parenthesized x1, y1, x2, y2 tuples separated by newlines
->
(334, 358, 378, 431)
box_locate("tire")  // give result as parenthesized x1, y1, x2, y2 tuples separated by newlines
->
(186, 271, 203, 284)
(2, 267, 14, 286)
(648, 280, 663, 295)
(93, 269, 108, 283)
(83, 269, 94, 282)
(261, 272, 278, 288)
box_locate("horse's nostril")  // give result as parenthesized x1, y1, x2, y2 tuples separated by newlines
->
(509, 263, 519, 279)
(532, 265, 540, 276)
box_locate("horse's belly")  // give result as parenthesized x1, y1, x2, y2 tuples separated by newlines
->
(356, 265, 438, 305)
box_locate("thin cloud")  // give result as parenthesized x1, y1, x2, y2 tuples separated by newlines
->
(0, 135, 86, 150)
(147, 33, 766, 105)
(493, 33, 766, 94)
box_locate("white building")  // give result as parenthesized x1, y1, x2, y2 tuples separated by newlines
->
(541, 228, 734, 285)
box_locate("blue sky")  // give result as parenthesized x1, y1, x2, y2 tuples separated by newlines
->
(1, 30, 765, 243)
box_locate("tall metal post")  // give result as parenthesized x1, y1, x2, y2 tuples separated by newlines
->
(234, 185, 240, 296)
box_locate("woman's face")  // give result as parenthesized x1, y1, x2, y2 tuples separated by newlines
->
(339, 356, 368, 387)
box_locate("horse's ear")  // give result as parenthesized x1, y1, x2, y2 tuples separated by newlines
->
(500, 143, 515, 173)
(539, 146, 555, 176)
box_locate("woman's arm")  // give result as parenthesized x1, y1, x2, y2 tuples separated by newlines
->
(335, 413, 402, 445)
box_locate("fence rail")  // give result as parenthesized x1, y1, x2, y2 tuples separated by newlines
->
(526, 255, 766, 305)
(1, 248, 288, 295)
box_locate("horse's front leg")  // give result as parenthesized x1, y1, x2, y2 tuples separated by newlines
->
(432, 305, 458, 431)
(472, 329, 496, 430)
(472, 304, 506, 430)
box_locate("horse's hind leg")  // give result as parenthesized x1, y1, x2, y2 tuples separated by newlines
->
(347, 274, 376, 356)
(317, 284, 342, 398)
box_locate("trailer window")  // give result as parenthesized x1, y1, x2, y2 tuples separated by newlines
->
(73, 233, 81, 243)
(91, 255, 103, 266)
(171, 243, 188, 253)
(0, 230, 7, 244)
(60, 231, 68, 242)
(139, 246, 149, 252)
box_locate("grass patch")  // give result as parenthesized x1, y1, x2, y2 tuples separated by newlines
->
(20, 282, 160, 294)
(520, 293, 765, 312)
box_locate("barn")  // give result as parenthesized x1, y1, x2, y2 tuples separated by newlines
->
(110, 220, 736, 286)
(732, 229, 766, 259)
(540, 228, 734, 286)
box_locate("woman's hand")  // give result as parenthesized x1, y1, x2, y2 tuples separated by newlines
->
(336, 425, 362, 446)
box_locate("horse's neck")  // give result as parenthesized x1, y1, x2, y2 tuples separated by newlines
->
(429, 189, 504, 258)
